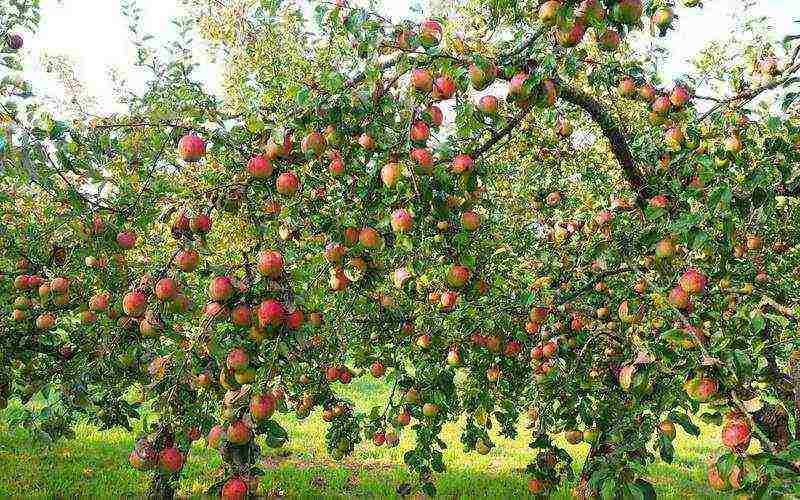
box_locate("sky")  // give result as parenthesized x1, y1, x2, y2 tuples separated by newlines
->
(14, 0, 800, 116)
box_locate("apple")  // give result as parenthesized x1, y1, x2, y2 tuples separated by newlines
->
(432, 75, 456, 100)
(175, 249, 199, 272)
(247, 155, 273, 178)
(227, 420, 252, 445)
(122, 290, 147, 317)
(419, 19, 442, 47)
(258, 299, 285, 328)
(177, 134, 205, 162)
(276, 171, 299, 195)
(191, 213, 212, 233)
(154, 278, 177, 301)
(452, 153, 474, 173)
(257, 250, 284, 279)
(386, 208, 411, 233)
(116, 231, 137, 249)
(221, 477, 248, 500)
(208, 276, 233, 301)
(477, 95, 499, 114)
(157, 447, 184, 474)
(411, 69, 433, 92)
(381, 162, 400, 188)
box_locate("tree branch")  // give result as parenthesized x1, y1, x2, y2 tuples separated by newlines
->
(558, 83, 648, 205)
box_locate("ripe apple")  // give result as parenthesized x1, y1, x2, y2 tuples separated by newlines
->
(247, 155, 273, 178)
(221, 476, 248, 500)
(276, 171, 300, 195)
(257, 250, 284, 279)
(231, 304, 252, 327)
(410, 69, 433, 92)
(154, 278, 177, 300)
(177, 134, 205, 162)
(619, 77, 636, 96)
(477, 95, 499, 115)
(432, 75, 456, 100)
(679, 269, 708, 295)
(452, 153, 473, 173)
(157, 447, 184, 474)
(468, 62, 497, 90)
(250, 394, 276, 421)
(208, 276, 233, 301)
(422, 402, 439, 417)
(258, 299, 285, 327)
(370, 361, 385, 378)
(440, 291, 457, 309)
(410, 148, 433, 173)
(419, 19, 442, 47)
(597, 29, 620, 51)
(652, 95, 671, 114)
(381, 162, 400, 188)
(175, 249, 199, 272)
(613, 0, 643, 25)
(227, 420, 252, 445)
(390, 208, 412, 233)
(358, 227, 381, 248)
(190, 213, 212, 233)
(122, 290, 147, 317)
(300, 131, 325, 157)
(358, 133, 375, 150)
(537, 0, 560, 24)
(116, 230, 137, 249)
(670, 85, 691, 107)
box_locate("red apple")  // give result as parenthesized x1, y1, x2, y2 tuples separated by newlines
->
(177, 134, 205, 162)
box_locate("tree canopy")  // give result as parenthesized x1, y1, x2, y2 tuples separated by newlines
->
(1, 0, 800, 497)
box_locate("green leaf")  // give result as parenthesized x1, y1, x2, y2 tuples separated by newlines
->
(750, 314, 766, 333)
(632, 479, 657, 500)
(668, 411, 700, 436)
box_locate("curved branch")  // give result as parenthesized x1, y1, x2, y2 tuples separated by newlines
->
(558, 84, 649, 205)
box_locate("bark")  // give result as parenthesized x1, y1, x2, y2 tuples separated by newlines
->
(558, 84, 649, 205)
(148, 473, 175, 500)
(751, 402, 791, 451)
(791, 350, 800, 440)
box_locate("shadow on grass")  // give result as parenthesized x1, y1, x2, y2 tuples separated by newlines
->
(0, 423, 730, 500)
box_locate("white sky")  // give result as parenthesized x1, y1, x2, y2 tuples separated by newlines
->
(15, 0, 800, 116)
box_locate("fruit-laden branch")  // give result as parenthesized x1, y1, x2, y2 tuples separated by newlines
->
(470, 106, 534, 160)
(556, 266, 634, 305)
(695, 60, 800, 122)
(557, 84, 648, 205)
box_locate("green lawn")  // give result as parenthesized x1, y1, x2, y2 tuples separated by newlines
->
(0, 379, 729, 499)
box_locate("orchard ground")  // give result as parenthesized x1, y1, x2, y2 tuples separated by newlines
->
(1, 378, 733, 499)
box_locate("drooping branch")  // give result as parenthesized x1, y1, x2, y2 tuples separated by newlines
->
(558, 84, 648, 204)
(696, 61, 800, 122)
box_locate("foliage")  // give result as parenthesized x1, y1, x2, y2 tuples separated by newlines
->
(1, 0, 800, 498)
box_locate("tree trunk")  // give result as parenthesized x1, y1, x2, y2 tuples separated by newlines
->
(149, 472, 175, 500)
(791, 349, 800, 440)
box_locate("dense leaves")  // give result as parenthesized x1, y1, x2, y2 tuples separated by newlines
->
(2, 0, 800, 498)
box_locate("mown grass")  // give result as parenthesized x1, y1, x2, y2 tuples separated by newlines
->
(0, 378, 730, 499)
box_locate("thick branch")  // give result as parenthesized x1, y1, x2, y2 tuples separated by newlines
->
(558, 84, 647, 204)
(791, 350, 800, 440)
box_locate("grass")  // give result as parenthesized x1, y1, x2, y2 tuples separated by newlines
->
(0, 378, 731, 499)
